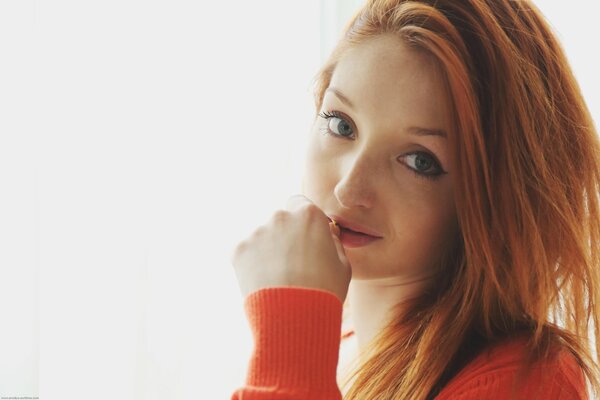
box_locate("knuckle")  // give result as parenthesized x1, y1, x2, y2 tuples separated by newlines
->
(253, 224, 266, 235)
(230, 241, 246, 263)
(271, 209, 289, 223)
(300, 203, 321, 220)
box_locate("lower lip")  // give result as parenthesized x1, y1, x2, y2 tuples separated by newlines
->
(338, 227, 381, 248)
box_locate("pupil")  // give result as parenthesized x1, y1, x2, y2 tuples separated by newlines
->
(337, 121, 351, 136)
(415, 155, 431, 170)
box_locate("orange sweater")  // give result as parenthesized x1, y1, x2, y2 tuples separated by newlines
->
(231, 287, 588, 400)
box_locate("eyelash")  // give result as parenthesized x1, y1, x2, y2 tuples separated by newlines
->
(318, 110, 447, 182)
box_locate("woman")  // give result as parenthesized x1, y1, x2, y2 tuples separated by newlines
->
(230, 0, 600, 399)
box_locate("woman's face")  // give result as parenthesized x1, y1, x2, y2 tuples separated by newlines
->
(302, 34, 459, 280)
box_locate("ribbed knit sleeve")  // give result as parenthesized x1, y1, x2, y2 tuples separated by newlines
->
(230, 286, 344, 400)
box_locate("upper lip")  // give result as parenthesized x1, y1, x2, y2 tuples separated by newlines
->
(327, 214, 383, 238)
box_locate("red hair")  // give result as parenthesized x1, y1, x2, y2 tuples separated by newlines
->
(311, 1, 600, 398)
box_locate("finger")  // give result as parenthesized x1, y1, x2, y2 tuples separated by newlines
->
(331, 232, 351, 269)
(329, 220, 341, 238)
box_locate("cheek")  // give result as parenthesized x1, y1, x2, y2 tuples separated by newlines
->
(407, 187, 455, 232)
(388, 193, 456, 263)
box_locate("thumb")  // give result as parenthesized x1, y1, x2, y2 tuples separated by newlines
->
(329, 221, 351, 269)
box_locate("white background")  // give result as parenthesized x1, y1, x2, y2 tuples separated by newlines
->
(0, 0, 598, 399)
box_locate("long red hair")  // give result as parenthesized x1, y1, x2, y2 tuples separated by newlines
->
(310, 1, 600, 398)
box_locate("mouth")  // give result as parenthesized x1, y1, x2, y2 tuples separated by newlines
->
(328, 217, 382, 238)
(339, 224, 367, 235)
(332, 221, 382, 247)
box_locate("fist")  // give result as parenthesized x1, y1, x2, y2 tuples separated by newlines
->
(230, 194, 352, 303)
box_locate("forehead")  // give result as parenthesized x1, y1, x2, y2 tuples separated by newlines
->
(326, 34, 451, 134)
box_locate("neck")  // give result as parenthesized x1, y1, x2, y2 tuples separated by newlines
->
(348, 271, 435, 354)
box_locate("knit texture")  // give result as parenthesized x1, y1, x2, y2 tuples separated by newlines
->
(231, 286, 588, 400)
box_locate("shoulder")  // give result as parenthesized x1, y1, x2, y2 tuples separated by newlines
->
(435, 334, 588, 400)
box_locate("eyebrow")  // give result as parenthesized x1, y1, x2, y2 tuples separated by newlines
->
(324, 86, 448, 139)
(325, 87, 356, 110)
(408, 126, 448, 139)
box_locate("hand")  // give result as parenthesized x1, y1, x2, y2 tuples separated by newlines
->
(230, 194, 352, 303)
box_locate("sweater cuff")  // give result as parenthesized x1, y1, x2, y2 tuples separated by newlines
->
(243, 286, 343, 393)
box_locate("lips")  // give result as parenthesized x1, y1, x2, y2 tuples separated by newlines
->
(327, 215, 383, 238)
(338, 228, 381, 247)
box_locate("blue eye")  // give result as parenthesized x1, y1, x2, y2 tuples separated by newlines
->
(318, 110, 354, 138)
(317, 109, 448, 182)
(400, 152, 446, 181)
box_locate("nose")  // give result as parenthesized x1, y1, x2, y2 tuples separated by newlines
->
(334, 154, 379, 209)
